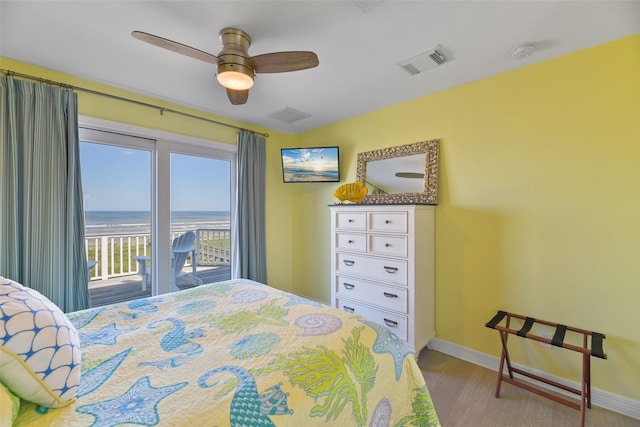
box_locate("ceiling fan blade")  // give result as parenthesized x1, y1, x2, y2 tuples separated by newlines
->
(132, 31, 219, 65)
(395, 172, 425, 179)
(227, 89, 249, 105)
(251, 51, 319, 73)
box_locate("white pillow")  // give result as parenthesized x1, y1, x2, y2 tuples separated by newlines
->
(0, 277, 81, 408)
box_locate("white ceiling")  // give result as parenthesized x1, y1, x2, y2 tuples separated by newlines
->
(1, 1, 639, 135)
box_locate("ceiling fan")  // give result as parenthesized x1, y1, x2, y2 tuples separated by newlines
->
(132, 28, 319, 105)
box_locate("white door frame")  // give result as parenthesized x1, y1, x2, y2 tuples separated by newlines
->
(79, 115, 237, 295)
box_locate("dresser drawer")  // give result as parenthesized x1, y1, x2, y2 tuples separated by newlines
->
(336, 276, 407, 314)
(336, 232, 366, 252)
(368, 211, 407, 233)
(335, 211, 366, 230)
(336, 253, 408, 286)
(368, 234, 408, 257)
(337, 299, 408, 341)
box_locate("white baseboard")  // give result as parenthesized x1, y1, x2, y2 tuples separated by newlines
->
(428, 338, 640, 421)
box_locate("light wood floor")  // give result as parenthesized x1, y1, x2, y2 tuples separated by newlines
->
(416, 348, 639, 427)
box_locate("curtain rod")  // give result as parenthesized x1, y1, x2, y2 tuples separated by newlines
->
(0, 69, 269, 138)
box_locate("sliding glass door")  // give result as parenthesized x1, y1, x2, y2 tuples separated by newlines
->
(168, 152, 231, 291)
(80, 128, 154, 307)
(79, 120, 235, 307)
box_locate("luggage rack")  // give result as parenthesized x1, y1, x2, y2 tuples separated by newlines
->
(485, 310, 606, 427)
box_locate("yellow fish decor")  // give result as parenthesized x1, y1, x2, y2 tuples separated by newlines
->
(333, 181, 368, 203)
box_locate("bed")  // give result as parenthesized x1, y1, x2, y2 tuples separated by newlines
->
(3, 278, 439, 426)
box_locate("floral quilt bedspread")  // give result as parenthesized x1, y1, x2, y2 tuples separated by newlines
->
(15, 279, 439, 426)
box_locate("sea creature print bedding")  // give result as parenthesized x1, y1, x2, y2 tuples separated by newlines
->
(9, 279, 440, 426)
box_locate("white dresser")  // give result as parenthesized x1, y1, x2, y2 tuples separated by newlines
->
(330, 204, 435, 353)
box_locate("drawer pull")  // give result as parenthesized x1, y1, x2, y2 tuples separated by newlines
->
(384, 319, 398, 328)
(383, 292, 398, 298)
(343, 260, 355, 266)
(385, 243, 391, 247)
(343, 283, 355, 290)
(343, 306, 355, 313)
(348, 219, 354, 223)
(348, 240, 354, 244)
(385, 219, 391, 224)
(383, 266, 398, 273)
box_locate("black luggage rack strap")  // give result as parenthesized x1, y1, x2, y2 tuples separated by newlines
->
(485, 310, 607, 427)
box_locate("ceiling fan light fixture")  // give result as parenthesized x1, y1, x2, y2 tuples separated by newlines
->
(217, 63, 254, 90)
(132, 27, 317, 105)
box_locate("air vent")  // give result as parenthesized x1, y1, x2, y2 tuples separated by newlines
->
(428, 50, 447, 65)
(267, 107, 311, 124)
(401, 63, 421, 76)
(399, 47, 449, 75)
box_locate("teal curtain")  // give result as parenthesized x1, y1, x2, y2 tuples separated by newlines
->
(232, 131, 267, 283)
(0, 76, 89, 312)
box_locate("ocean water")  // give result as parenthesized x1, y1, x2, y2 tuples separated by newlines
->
(282, 168, 340, 182)
(85, 211, 230, 236)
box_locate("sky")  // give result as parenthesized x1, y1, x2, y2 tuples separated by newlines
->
(79, 142, 231, 212)
(281, 147, 339, 171)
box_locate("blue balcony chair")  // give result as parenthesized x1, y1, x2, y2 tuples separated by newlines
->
(133, 255, 151, 291)
(133, 231, 202, 291)
(171, 231, 203, 290)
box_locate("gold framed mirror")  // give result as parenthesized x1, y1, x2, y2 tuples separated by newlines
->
(356, 139, 439, 204)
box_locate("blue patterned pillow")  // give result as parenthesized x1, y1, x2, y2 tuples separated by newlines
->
(0, 277, 81, 408)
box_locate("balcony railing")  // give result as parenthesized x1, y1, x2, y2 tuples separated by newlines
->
(85, 227, 230, 281)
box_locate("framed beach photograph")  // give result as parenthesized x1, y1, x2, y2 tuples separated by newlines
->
(281, 146, 340, 183)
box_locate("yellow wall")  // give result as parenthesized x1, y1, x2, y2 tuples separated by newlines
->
(0, 57, 298, 291)
(292, 34, 640, 400)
